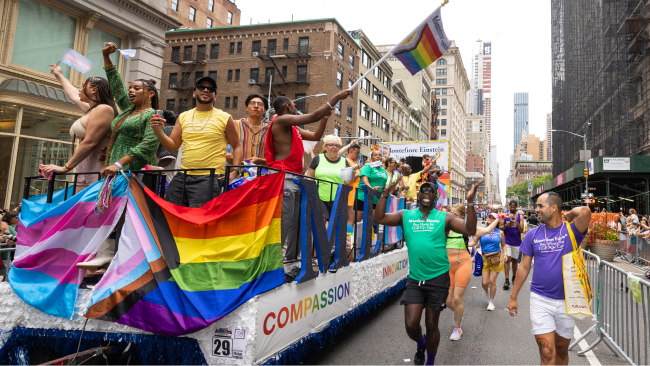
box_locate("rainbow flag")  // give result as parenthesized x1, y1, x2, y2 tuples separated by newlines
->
(85, 173, 285, 336)
(392, 6, 450, 75)
(9, 174, 129, 319)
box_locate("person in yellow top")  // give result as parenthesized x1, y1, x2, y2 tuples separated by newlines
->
(400, 163, 434, 210)
(151, 76, 242, 207)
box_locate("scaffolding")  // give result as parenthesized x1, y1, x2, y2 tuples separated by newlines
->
(551, 0, 650, 176)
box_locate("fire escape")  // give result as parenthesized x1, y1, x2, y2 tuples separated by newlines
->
(169, 48, 207, 114)
(251, 43, 311, 104)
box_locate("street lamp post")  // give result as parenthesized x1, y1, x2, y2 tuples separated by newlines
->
(550, 125, 590, 206)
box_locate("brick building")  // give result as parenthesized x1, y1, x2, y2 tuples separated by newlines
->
(513, 160, 553, 184)
(161, 19, 360, 163)
(466, 151, 484, 174)
(168, 0, 240, 29)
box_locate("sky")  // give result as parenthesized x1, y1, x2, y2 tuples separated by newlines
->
(238, 0, 553, 202)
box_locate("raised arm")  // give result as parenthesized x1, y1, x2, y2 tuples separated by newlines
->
(102, 42, 132, 112)
(151, 116, 182, 152)
(338, 139, 357, 156)
(50, 64, 89, 112)
(300, 116, 329, 141)
(447, 179, 482, 236)
(562, 205, 592, 234)
(374, 180, 402, 226)
(475, 217, 501, 236)
(274, 90, 351, 128)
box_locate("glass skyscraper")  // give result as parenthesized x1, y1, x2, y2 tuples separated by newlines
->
(513, 92, 529, 152)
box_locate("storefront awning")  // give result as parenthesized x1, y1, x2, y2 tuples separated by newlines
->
(0, 79, 74, 105)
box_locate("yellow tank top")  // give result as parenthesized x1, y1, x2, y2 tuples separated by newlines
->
(179, 108, 231, 175)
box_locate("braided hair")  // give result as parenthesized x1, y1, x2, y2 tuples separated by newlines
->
(104, 79, 158, 166)
(82, 77, 119, 117)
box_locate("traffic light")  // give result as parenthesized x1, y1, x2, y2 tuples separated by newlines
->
(583, 168, 589, 179)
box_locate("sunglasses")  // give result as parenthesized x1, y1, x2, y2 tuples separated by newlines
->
(420, 187, 434, 194)
(196, 85, 216, 93)
(326, 144, 341, 148)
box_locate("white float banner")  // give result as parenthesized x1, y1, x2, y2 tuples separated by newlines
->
(387, 141, 450, 173)
(380, 249, 409, 291)
(603, 157, 630, 170)
(255, 266, 354, 363)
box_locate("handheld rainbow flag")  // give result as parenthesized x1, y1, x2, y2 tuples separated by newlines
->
(392, 6, 451, 75)
(85, 173, 285, 335)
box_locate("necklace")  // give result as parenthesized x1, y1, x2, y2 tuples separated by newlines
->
(189, 108, 214, 131)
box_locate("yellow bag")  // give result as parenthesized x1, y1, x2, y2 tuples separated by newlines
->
(563, 222, 593, 320)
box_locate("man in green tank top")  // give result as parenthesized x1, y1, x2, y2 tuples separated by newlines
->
(374, 179, 482, 365)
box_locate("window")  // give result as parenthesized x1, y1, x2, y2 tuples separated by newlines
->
(347, 105, 353, 118)
(283, 38, 289, 51)
(372, 86, 380, 103)
(348, 79, 353, 89)
(441, 99, 447, 105)
(435, 89, 440, 95)
(360, 101, 369, 119)
(295, 93, 306, 112)
(437, 59, 447, 65)
(371, 110, 380, 126)
(441, 119, 447, 126)
(168, 73, 178, 87)
(297, 65, 307, 82)
(196, 45, 206, 60)
(268, 39, 277, 56)
(171, 0, 178, 11)
(298, 37, 309, 53)
(441, 129, 447, 136)
(282, 66, 287, 78)
(361, 79, 369, 94)
(382, 117, 389, 132)
(208, 0, 214, 11)
(358, 127, 369, 145)
(195, 71, 203, 84)
(422, 83, 430, 96)
(373, 66, 382, 80)
(265, 67, 274, 83)
(225, 97, 231, 108)
(166, 99, 176, 111)
(250, 68, 259, 82)
(382, 95, 390, 111)
(237, 42, 242, 53)
(208, 71, 217, 81)
(171, 46, 180, 62)
(436, 79, 447, 85)
(334, 127, 340, 136)
(361, 51, 372, 68)
(233, 96, 238, 108)
(383, 75, 391, 89)
(189, 7, 196, 21)
(338, 42, 344, 58)
(337, 70, 343, 88)
(440, 109, 446, 116)
(183, 46, 192, 61)
(207, 17, 212, 28)
(227, 70, 233, 81)
(252, 41, 261, 55)
(210, 44, 219, 59)
(436, 69, 447, 76)
(235, 69, 240, 81)
(228, 11, 233, 25)
(349, 54, 354, 68)
(229, 42, 235, 54)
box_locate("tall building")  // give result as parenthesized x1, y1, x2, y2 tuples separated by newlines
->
(546, 113, 553, 160)
(390, 80, 412, 142)
(466, 151, 484, 174)
(513, 92, 529, 152)
(161, 19, 361, 163)
(465, 114, 489, 164)
(167, 0, 241, 29)
(0, 0, 180, 209)
(490, 144, 498, 181)
(481, 42, 492, 144)
(349, 30, 392, 156)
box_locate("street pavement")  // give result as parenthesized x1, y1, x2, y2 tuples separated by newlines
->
(306, 223, 625, 365)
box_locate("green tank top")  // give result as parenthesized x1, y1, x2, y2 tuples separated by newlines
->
(314, 154, 346, 202)
(446, 232, 466, 250)
(402, 208, 450, 281)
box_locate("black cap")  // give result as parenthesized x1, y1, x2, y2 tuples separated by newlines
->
(420, 182, 436, 191)
(195, 76, 217, 88)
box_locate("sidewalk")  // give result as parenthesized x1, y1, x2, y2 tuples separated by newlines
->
(610, 258, 648, 276)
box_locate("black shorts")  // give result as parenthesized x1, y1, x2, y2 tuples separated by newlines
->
(354, 198, 376, 212)
(400, 273, 450, 311)
(319, 200, 334, 220)
(165, 173, 222, 208)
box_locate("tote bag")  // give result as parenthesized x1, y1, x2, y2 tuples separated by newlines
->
(562, 222, 593, 320)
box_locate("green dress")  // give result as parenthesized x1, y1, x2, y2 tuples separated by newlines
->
(105, 65, 158, 171)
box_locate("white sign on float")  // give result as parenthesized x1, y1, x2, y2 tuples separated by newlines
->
(387, 141, 450, 173)
(603, 157, 630, 171)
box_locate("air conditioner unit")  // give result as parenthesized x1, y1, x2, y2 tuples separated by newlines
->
(364, 107, 370, 112)
(169, 84, 178, 89)
(335, 110, 341, 116)
(376, 90, 384, 96)
(347, 116, 352, 122)
(249, 79, 256, 84)
(252, 52, 260, 57)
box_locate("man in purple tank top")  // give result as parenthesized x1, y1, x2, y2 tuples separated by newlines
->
(500, 200, 524, 290)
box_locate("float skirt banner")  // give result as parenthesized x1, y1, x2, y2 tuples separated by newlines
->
(85, 173, 285, 336)
(381, 249, 409, 291)
(256, 266, 353, 363)
(10, 174, 130, 319)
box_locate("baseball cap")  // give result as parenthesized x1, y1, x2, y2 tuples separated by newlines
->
(489, 213, 499, 219)
(420, 182, 436, 191)
(195, 76, 217, 89)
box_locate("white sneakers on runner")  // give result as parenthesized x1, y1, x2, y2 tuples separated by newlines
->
(450, 327, 462, 341)
(487, 301, 495, 311)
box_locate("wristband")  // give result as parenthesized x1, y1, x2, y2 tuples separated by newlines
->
(467, 203, 475, 207)
(114, 162, 124, 170)
(327, 102, 334, 109)
(64, 163, 73, 171)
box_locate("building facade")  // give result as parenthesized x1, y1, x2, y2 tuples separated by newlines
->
(349, 30, 392, 156)
(167, 0, 240, 29)
(513, 92, 529, 152)
(466, 151, 484, 174)
(465, 114, 489, 162)
(390, 80, 412, 142)
(513, 160, 553, 184)
(546, 112, 552, 160)
(162, 19, 360, 163)
(0, 0, 180, 209)
(465, 171, 486, 203)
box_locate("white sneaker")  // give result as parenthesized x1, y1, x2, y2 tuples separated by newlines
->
(487, 302, 495, 311)
(76, 238, 115, 270)
(450, 327, 462, 341)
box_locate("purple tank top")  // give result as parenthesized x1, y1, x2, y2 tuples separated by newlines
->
(504, 215, 522, 247)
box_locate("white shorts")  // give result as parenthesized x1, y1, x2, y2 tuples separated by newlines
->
(505, 245, 520, 261)
(530, 292, 575, 339)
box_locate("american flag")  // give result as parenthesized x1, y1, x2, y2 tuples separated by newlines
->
(59, 49, 94, 73)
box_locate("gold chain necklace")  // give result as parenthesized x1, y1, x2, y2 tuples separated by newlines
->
(189, 108, 214, 131)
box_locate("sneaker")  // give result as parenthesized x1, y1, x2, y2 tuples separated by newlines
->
(450, 327, 463, 341)
(487, 302, 495, 311)
(414, 346, 426, 365)
(503, 278, 511, 290)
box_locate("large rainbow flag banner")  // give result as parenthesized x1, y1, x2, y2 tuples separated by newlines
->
(85, 173, 286, 335)
(392, 6, 450, 75)
(9, 174, 130, 319)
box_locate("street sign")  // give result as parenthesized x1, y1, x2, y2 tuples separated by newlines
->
(580, 193, 594, 198)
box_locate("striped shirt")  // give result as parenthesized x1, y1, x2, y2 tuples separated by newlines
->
(235, 118, 269, 160)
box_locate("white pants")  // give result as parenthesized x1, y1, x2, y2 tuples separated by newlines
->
(530, 292, 575, 339)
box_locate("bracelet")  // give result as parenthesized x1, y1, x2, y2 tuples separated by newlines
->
(114, 162, 124, 170)
(327, 102, 334, 109)
(467, 203, 475, 207)
(381, 194, 389, 199)
(64, 163, 73, 171)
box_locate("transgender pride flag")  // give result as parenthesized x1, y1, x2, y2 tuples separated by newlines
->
(9, 174, 129, 319)
(385, 195, 404, 244)
(60, 49, 94, 74)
